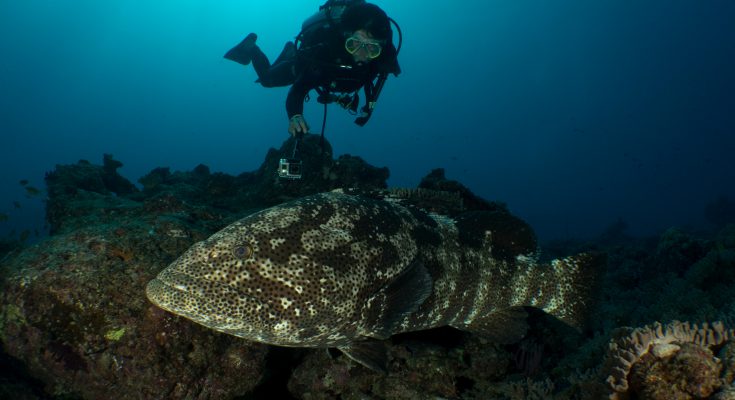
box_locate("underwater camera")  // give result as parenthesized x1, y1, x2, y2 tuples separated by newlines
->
(279, 131, 304, 180)
(278, 158, 303, 180)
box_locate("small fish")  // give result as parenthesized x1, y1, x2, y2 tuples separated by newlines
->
(19, 179, 29, 186)
(147, 190, 603, 371)
(25, 186, 41, 197)
(13, 201, 22, 209)
(0, 213, 8, 222)
(19, 230, 30, 242)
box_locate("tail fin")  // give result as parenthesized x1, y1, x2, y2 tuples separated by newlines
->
(272, 41, 296, 66)
(450, 251, 605, 344)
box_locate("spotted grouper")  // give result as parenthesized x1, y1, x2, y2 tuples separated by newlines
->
(146, 189, 603, 370)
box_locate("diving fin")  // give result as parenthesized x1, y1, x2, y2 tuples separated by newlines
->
(224, 33, 258, 66)
(272, 41, 296, 66)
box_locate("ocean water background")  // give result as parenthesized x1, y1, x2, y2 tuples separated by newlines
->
(1, 0, 733, 242)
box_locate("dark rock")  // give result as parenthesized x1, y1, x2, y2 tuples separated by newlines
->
(0, 238, 23, 262)
(330, 154, 389, 189)
(418, 168, 502, 212)
(3, 133, 652, 399)
(0, 216, 267, 399)
(45, 155, 140, 234)
(455, 210, 537, 262)
(131, 134, 389, 217)
(652, 228, 709, 276)
(287, 332, 511, 399)
(2, 134, 393, 399)
(45, 135, 390, 235)
(137, 166, 172, 193)
(248, 134, 388, 206)
(102, 154, 137, 195)
(417, 168, 537, 261)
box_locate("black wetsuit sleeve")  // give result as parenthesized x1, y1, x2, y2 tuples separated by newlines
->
(285, 26, 337, 119)
(363, 79, 375, 104)
(286, 80, 310, 118)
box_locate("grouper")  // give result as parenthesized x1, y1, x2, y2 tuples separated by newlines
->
(146, 189, 602, 371)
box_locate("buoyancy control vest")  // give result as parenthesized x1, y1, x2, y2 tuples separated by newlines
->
(295, 0, 401, 126)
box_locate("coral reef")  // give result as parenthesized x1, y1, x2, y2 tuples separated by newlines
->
(45, 154, 139, 234)
(651, 227, 709, 277)
(243, 134, 388, 208)
(602, 321, 735, 399)
(1, 134, 387, 399)
(3, 133, 735, 399)
(0, 215, 268, 399)
(287, 330, 514, 399)
(418, 167, 501, 212)
(45, 136, 389, 236)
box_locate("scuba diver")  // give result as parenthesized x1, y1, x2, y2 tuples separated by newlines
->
(224, 1, 401, 137)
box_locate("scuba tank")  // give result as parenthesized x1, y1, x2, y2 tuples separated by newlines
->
(296, 0, 401, 68)
(299, 0, 366, 40)
(296, 0, 402, 127)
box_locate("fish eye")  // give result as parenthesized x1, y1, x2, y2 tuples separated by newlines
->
(233, 245, 253, 259)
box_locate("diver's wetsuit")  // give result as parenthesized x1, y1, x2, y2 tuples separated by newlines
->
(249, 23, 400, 120)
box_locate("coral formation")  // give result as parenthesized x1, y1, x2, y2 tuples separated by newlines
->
(629, 343, 721, 399)
(287, 331, 514, 399)
(0, 218, 268, 399)
(603, 321, 735, 399)
(1, 134, 388, 399)
(3, 133, 735, 399)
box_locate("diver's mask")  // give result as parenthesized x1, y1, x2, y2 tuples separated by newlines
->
(345, 35, 383, 59)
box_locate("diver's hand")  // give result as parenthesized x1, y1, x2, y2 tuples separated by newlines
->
(288, 114, 309, 136)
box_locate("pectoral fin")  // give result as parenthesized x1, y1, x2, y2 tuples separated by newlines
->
(362, 259, 433, 339)
(337, 339, 388, 373)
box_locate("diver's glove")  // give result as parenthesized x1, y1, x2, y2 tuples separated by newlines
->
(354, 104, 373, 126)
(288, 114, 309, 136)
(336, 93, 359, 114)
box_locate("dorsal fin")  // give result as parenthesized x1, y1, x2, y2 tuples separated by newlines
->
(386, 188, 466, 216)
(340, 187, 468, 216)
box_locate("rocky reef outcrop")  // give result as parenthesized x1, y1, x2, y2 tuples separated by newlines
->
(1, 134, 390, 399)
(2, 134, 735, 399)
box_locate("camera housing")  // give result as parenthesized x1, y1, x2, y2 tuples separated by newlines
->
(278, 158, 303, 179)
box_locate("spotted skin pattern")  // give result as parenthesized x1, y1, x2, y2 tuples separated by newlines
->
(147, 191, 600, 353)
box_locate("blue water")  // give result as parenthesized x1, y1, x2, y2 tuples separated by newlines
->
(1, 0, 734, 242)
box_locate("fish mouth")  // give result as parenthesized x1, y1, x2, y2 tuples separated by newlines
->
(145, 269, 265, 332)
(145, 275, 210, 323)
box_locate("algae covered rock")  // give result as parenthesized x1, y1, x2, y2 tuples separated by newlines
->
(0, 217, 267, 399)
(1, 134, 394, 399)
